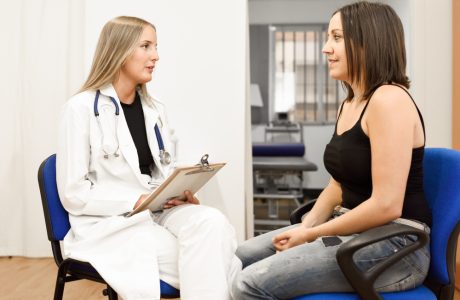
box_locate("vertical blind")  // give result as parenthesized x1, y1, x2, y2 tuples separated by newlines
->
(272, 25, 341, 123)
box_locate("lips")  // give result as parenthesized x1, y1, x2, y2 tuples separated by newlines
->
(328, 59, 338, 67)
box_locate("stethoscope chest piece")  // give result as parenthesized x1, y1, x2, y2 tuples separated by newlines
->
(159, 150, 171, 165)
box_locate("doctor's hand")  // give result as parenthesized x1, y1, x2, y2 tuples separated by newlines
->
(163, 190, 200, 209)
(272, 226, 317, 252)
(133, 194, 150, 210)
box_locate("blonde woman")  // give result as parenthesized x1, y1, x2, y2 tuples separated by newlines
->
(57, 16, 239, 300)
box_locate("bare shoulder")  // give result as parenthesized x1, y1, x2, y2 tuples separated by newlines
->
(366, 84, 415, 115)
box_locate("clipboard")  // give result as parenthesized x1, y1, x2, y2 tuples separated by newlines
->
(128, 156, 226, 216)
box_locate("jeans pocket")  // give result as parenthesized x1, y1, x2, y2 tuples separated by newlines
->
(354, 239, 397, 272)
(376, 272, 416, 292)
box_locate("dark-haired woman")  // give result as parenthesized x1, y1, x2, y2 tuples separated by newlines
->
(232, 2, 431, 299)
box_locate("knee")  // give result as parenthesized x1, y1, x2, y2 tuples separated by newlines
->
(192, 206, 229, 228)
(236, 240, 256, 260)
(236, 239, 265, 268)
(232, 270, 258, 299)
(184, 206, 235, 240)
(232, 271, 250, 299)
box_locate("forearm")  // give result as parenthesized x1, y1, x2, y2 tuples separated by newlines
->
(301, 179, 342, 228)
(308, 197, 401, 238)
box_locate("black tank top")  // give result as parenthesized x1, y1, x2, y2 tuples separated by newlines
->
(121, 93, 155, 175)
(323, 85, 432, 227)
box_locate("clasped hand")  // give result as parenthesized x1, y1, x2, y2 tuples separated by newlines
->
(133, 190, 200, 210)
(272, 226, 317, 252)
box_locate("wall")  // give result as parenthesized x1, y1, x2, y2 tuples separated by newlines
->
(250, 25, 270, 124)
(408, 0, 452, 148)
(249, 0, 355, 24)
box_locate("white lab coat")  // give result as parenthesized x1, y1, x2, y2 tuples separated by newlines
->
(56, 85, 239, 300)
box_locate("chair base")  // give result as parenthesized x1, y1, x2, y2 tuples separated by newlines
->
(54, 257, 179, 299)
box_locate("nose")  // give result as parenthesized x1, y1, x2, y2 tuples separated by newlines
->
(151, 48, 159, 62)
(322, 41, 332, 55)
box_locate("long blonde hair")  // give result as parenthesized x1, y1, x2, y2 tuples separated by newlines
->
(79, 16, 156, 95)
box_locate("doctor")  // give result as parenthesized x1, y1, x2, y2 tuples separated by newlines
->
(57, 16, 239, 300)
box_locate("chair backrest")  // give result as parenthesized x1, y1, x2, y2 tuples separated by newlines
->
(38, 154, 71, 242)
(423, 148, 460, 294)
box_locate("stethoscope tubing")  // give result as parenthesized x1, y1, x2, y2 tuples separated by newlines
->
(94, 90, 119, 116)
(93, 90, 169, 164)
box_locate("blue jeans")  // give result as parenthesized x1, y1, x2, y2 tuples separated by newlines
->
(233, 223, 430, 299)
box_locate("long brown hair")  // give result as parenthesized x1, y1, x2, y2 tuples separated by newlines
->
(336, 1, 410, 101)
(79, 16, 156, 94)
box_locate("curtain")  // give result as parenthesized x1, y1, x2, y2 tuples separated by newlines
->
(0, 0, 84, 256)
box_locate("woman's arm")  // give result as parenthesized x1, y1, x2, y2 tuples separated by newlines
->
(273, 177, 342, 249)
(274, 86, 420, 251)
(301, 178, 342, 228)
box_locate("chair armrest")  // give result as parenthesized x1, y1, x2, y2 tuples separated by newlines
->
(290, 199, 317, 224)
(336, 223, 429, 300)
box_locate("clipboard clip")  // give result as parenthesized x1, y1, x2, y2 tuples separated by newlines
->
(186, 154, 214, 175)
(199, 154, 210, 168)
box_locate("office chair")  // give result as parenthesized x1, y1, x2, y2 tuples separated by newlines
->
(38, 154, 180, 300)
(289, 148, 460, 300)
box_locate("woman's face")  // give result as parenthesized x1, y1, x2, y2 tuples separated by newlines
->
(120, 25, 159, 85)
(322, 12, 348, 82)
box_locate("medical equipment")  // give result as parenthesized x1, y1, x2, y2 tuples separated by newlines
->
(94, 90, 171, 165)
(252, 122, 317, 235)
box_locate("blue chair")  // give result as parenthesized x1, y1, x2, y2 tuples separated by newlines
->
(289, 148, 460, 300)
(38, 154, 180, 300)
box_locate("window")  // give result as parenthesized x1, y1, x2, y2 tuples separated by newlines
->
(271, 25, 343, 124)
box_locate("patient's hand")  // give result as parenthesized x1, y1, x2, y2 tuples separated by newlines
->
(272, 226, 316, 251)
(163, 190, 200, 209)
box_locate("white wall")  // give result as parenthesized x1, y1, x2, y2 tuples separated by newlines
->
(249, 0, 354, 24)
(85, 0, 248, 243)
(408, 0, 452, 147)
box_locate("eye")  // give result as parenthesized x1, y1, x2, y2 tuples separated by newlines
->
(333, 34, 342, 41)
(141, 43, 150, 49)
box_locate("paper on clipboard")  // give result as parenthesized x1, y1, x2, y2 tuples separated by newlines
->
(127, 162, 226, 216)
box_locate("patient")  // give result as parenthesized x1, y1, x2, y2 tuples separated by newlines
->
(232, 1, 432, 299)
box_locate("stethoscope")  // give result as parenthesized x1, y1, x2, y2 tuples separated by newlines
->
(94, 90, 171, 165)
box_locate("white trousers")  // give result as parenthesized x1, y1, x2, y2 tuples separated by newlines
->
(152, 204, 241, 300)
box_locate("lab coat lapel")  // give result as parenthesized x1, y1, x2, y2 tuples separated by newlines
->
(99, 85, 151, 188)
(142, 99, 167, 179)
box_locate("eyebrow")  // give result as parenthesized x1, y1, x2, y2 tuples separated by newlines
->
(331, 29, 343, 33)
